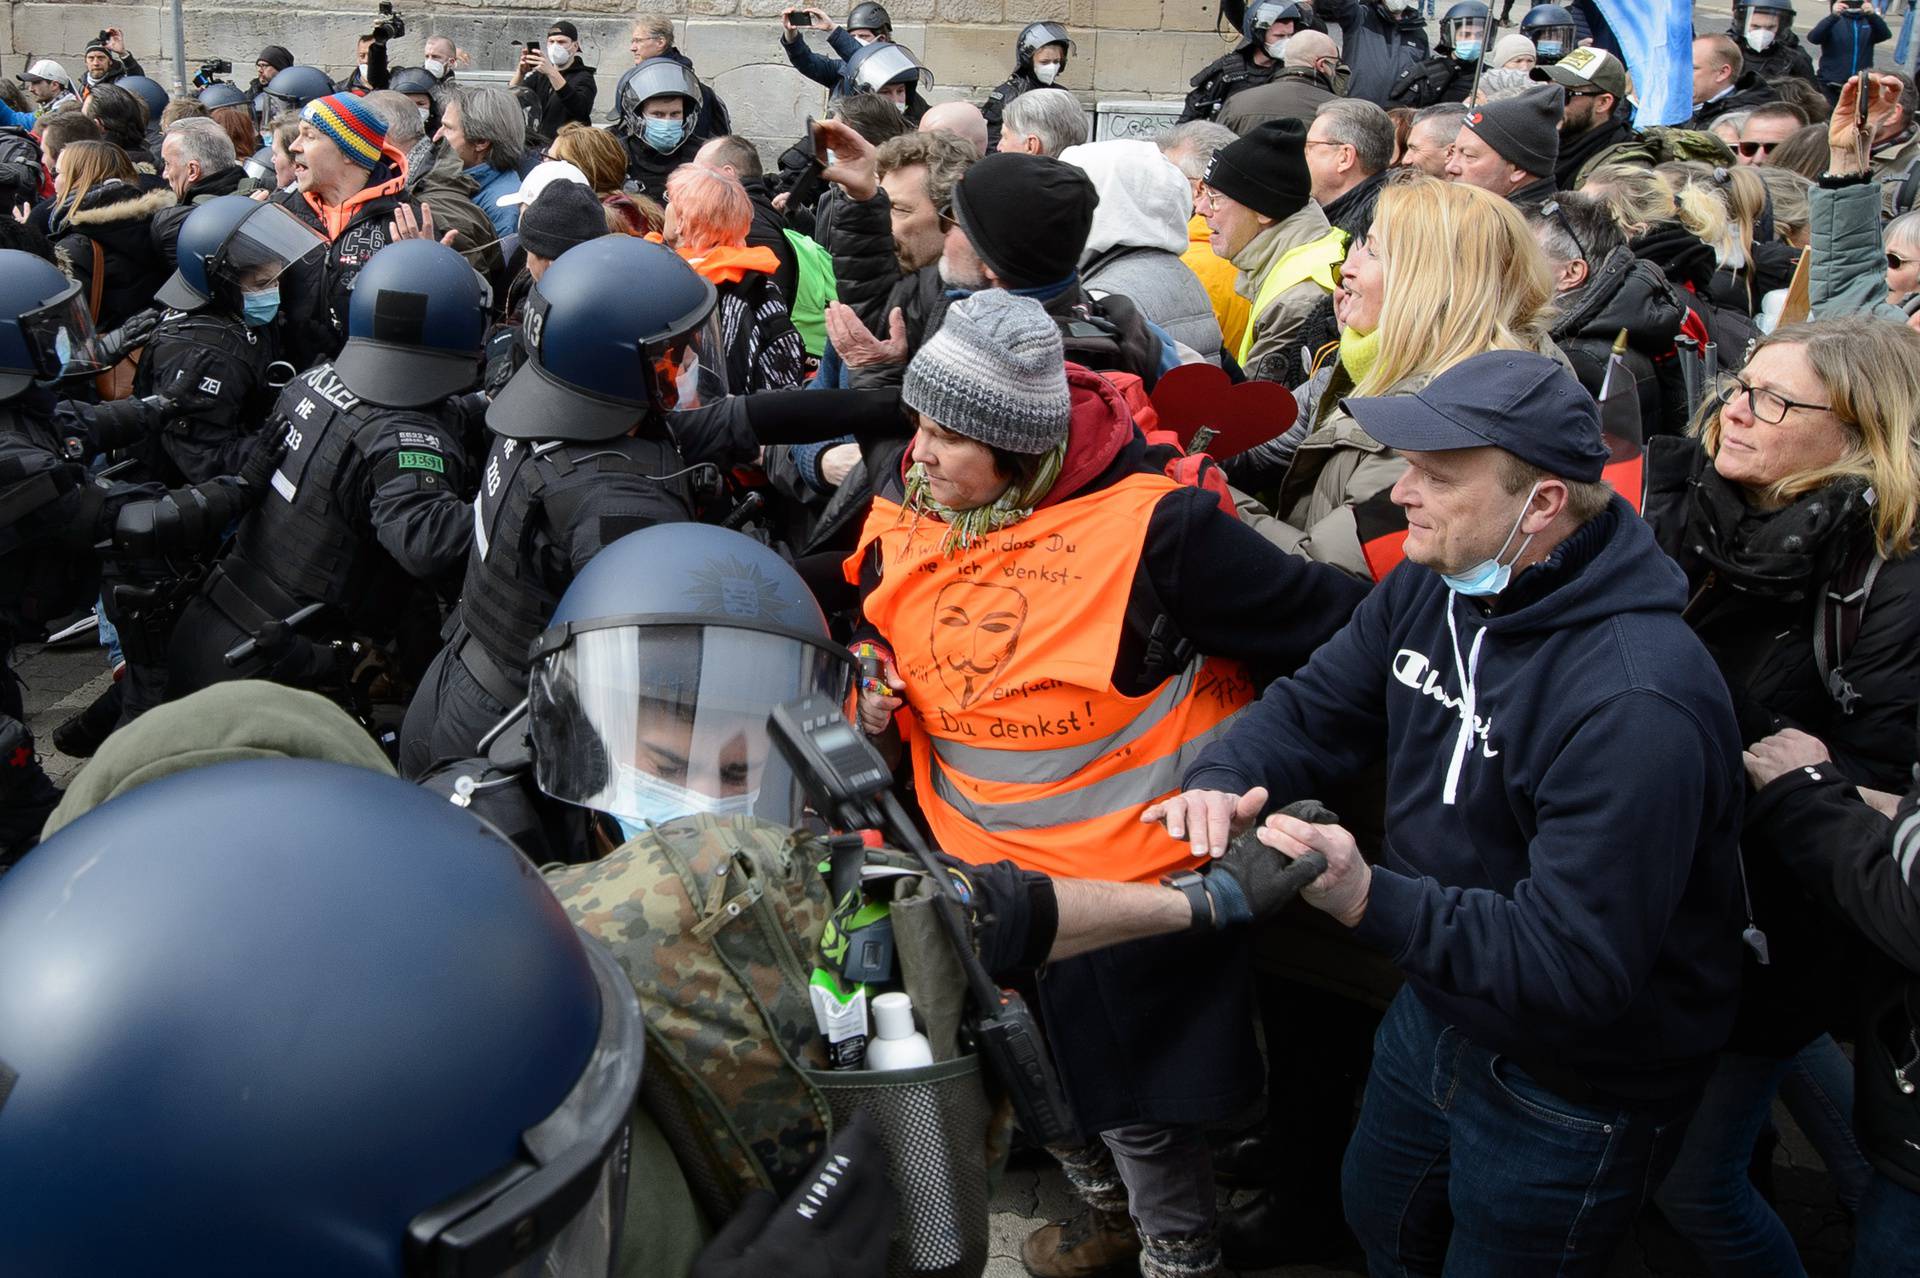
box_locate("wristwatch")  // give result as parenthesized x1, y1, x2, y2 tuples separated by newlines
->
(1159, 869, 1215, 932)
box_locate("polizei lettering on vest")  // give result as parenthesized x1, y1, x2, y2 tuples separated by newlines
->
(302, 365, 361, 413)
(1390, 648, 1499, 760)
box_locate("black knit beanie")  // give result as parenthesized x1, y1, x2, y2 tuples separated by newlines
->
(950, 153, 1100, 289)
(519, 182, 610, 260)
(1202, 118, 1313, 222)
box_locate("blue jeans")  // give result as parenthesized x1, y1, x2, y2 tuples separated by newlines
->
(1343, 988, 1692, 1278)
(1853, 1171, 1920, 1276)
(1655, 1038, 1871, 1276)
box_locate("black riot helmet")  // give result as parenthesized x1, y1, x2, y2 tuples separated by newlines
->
(1440, 1, 1491, 52)
(1519, 4, 1578, 63)
(333, 240, 492, 406)
(154, 195, 326, 315)
(527, 524, 856, 835)
(1016, 21, 1075, 74)
(487, 235, 725, 442)
(847, 2, 893, 37)
(0, 759, 644, 1277)
(0, 250, 100, 400)
(616, 56, 703, 138)
(255, 63, 334, 120)
(1734, 1, 1797, 41)
(845, 41, 932, 97)
(1243, 1, 1304, 47)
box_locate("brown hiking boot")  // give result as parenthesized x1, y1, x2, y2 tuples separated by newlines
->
(1021, 1206, 1141, 1278)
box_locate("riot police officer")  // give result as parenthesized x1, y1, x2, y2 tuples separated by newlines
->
(1181, 1, 1299, 123)
(842, 40, 933, 122)
(983, 21, 1072, 151)
(251, 62, 334, 127)
(0, 251, 275, 848)
(398, 235, 717, 778)
(169, 239, 485, 709)
(1390, 1, 1489, 106)
(0, 758, 651, 1275)
(615, 56, 713, 198)
(1519, 3, 1579, 65)
(135, 196, 319, 485)
(1731, 1, 1817, 84)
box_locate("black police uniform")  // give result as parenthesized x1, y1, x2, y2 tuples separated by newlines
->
(982, 68, 1039, 153)
(273, 171, 415, 370)
(1181, 48, 1283, 122)
(168, 360, 477, 693)
(1389, 52, 1478, 106)
(126, 307, 282, 485)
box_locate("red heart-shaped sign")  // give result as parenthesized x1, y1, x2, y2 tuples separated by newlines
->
(1148, 362, 1299, 460)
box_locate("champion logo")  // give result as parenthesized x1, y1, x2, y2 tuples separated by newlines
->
(1391, 648, 1499, 761)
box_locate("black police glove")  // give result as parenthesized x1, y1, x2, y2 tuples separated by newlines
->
(110, 476, 258, 559)
(1203, 799, 1337, 928)
(86, 307, 162, 369)
(690, 1107, 897, 1278)
(235, 428, 289, 492)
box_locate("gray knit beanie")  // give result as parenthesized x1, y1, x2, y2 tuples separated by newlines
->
(903, 290, 1072, 455)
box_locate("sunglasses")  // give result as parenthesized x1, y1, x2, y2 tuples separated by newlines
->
(1540, 199, 1589, 264)
(1891, 251, 1915, 270)
(1737, 140, 1780, 158)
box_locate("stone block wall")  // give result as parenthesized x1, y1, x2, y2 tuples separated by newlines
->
(6, 0, 1243, 154)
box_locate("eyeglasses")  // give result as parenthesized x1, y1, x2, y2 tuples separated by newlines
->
(1539, 199, 1588, 264)
(1713, 374, 1832, 424)
(1737, 139, 1780, 158)
(1891, 251, 1915, 270)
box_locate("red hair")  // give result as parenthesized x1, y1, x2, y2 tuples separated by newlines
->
(664, 164, 751, 256)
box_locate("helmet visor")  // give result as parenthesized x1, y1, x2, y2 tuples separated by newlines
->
(21, 284, 105, 378)
(530, 623, 854, 830)
(1445, 15, 1488, 42)
(645, 309, 729, 412)
(411, 937, 643, 1278)
(1248, 1, 1291, 30)
(1528, 22, 1577, 46)
(852, 43, 931, 92)
(219, 201, 327, 292)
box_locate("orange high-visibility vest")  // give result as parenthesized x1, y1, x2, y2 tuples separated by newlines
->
(847, 472, 1258, 883)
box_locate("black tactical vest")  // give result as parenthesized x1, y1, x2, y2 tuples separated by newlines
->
(460, 431, 696, 673)
(0, 403, 106, 635)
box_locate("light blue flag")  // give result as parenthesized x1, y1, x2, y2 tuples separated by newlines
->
(1593, 0, 1696, 127)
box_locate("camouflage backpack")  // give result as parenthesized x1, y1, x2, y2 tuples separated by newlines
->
(1572, 126, 1738, 190)
(547, 814, 838, 1222)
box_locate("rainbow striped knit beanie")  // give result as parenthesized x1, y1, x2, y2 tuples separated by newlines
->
(301, 93, 388, 171)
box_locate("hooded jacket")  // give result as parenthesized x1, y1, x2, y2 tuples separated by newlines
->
(1316, 0, 1430, 104)
(1066, 139, 1224, 363)
(1185, 499, 1747, 1104)
(50, 180, 176, 332)
(1549, 246, 1690, 436)
(275, 140, 416, 368)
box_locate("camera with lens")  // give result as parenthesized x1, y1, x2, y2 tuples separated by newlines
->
(372, 1, 407, 41)
(192, 58, 234, 89)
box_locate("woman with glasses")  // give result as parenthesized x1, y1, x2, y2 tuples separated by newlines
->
(1642, 315, 1920, 1274)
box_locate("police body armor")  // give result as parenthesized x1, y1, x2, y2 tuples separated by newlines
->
(1183, 49, 1279, 122)
(0, 403, 108, 638)
(131, 309, 281, 484)
(222, 362, 447, 639)
(459, 430, 695, 677)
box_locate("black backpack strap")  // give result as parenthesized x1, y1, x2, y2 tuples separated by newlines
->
(1816, 545, 1886, 715)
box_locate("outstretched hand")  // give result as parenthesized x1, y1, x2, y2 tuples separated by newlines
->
(1141, 786, 1269, 860)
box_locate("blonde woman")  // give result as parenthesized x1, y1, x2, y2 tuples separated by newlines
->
(1658, 161, 1791, 315)
(1234, 174, 1554, 581)
(47, 139, 173, 331)
(1643, 315, 1920, 1274)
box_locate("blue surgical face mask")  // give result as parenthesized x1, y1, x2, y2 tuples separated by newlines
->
(607, 760, 757, 840)
(643, 117, 686, 153)
(1440, 481, 1539, 596)
(241, 286, 280, 327)
(1535, 39, 1564, 58)
(1454, 40, 1482, 62)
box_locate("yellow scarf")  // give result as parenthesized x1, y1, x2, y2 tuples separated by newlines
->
(1339, 325, 1382, 387)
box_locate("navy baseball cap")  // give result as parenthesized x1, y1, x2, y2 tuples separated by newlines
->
(1340, 349, 1608, 482)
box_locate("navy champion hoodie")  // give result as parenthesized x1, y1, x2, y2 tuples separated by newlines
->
(1186, 499, 1745, 1102)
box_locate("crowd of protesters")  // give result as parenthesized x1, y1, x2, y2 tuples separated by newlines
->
(2, 3, 1920, 1276)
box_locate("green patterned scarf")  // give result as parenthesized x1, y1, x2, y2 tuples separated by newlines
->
(901, 439, 1068, 556)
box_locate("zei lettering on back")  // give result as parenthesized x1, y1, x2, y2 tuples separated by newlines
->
(1391, 648, 1499, 760)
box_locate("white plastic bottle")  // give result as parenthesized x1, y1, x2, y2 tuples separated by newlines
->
(864, 991, 934, 1071)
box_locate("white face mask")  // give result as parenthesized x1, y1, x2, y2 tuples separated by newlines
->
(418, 105, 431, 126)
(547, 42, 573, 67)
(607, 760, 759, 834)
(1266, 35, 1290, 58)
(357, 62, 370, 82)
(1034, 61, 1062, 84)
(1382, 0, 1416, 12)
(1745, 25, 1777, 50)
(422, 56, 447, 79)
(853, 31, 878, 45)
